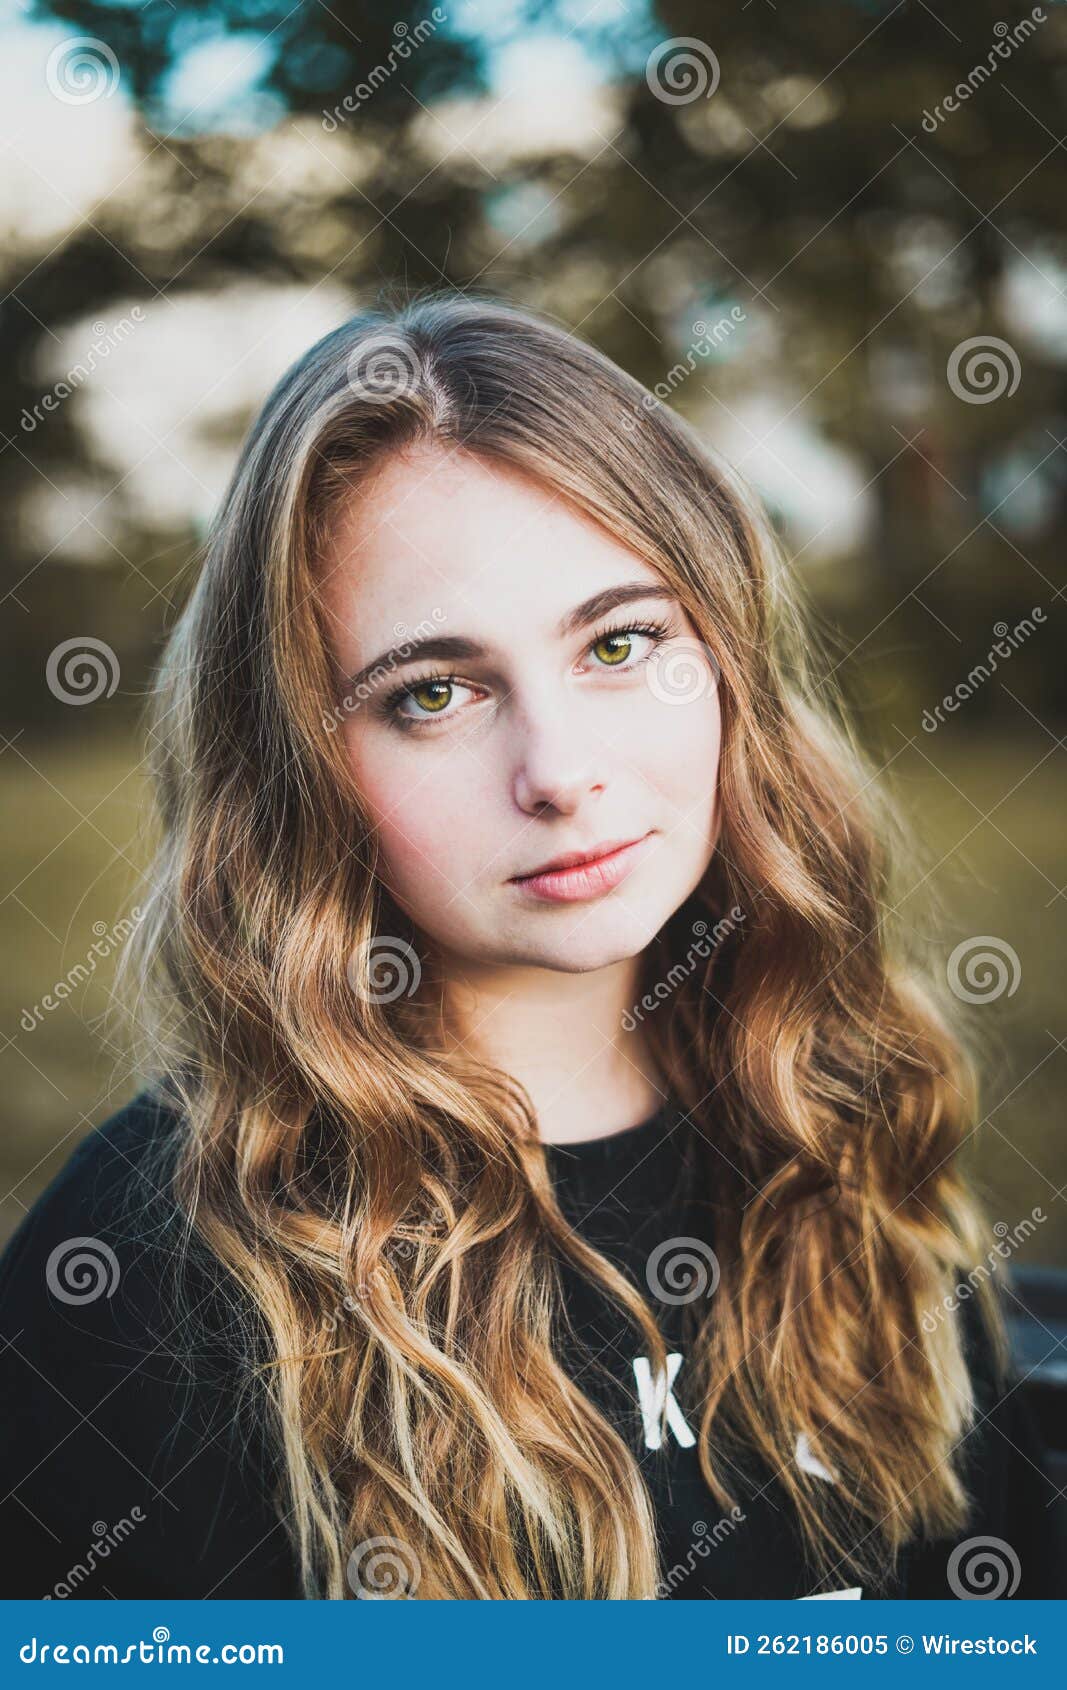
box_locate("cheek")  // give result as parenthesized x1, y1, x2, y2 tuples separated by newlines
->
(345, 730, 492, 908)
(632, 688, 722, 811)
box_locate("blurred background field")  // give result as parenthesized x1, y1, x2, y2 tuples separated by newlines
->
(1, 0, 1064, 1260)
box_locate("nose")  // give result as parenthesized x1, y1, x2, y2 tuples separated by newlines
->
(512, 704, 606, 815)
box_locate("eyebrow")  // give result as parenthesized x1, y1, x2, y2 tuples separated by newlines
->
(341, 582, 680, 694)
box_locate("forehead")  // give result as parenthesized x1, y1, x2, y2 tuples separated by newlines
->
(318, 444, 663, 638)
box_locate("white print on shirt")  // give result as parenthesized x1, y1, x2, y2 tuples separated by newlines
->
(795, 1430, 837, 1483)
(632, 1356, 842, 1494)
(633, 1353, 862, 1600)
(632, 1352, 696, 1449)
(794, 1439, 859, 1594)
(800, 1587, 863, 1599)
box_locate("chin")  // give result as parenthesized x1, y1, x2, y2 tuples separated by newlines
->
(514, 921, 661, 975)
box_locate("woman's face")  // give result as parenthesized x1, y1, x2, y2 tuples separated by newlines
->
(319, 444, 721, 975)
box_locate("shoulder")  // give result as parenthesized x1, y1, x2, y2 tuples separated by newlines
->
(0, 1088, 294, 1597)
(0, 1083, 257, 1429)
(905, 1285, 1057, 1597)
(0, 1084, 191, 1320)
(3, 1079, 184, 1232)
(955, 1279, 1010, 1399)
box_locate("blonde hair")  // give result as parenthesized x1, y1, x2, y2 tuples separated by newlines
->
(116, 289, 1001, 1598)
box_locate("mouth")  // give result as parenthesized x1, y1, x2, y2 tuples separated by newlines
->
(508, 832, 655, 903)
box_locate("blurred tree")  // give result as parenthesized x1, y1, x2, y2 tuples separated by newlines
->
(2, 0, 1065, 738)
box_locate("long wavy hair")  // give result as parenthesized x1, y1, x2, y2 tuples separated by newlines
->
(116, 289, 1001, 1599)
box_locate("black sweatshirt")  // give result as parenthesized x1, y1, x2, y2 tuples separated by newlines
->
(0, 1088, 1054, 1599)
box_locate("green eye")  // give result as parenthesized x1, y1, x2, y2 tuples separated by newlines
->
(408, 680, 453, 714)
(382, 617, 672, 732)
(592, 631, 633, 666)
(383, 673, 477, 728)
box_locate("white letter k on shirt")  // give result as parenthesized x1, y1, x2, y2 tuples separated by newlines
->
(632, 1351, 697, 1450)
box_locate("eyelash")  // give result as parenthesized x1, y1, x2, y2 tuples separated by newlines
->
(379, 616, 674, 730)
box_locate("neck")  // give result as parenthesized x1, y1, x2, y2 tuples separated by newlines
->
(437, 952, 667, 1145)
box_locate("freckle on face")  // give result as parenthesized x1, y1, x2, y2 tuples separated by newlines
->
(318, 445, 722, 973)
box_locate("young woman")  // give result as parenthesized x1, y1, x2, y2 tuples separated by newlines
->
(0, 292, 1053, 1601)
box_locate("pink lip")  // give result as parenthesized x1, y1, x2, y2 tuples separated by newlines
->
(509, 833, 654, 903)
